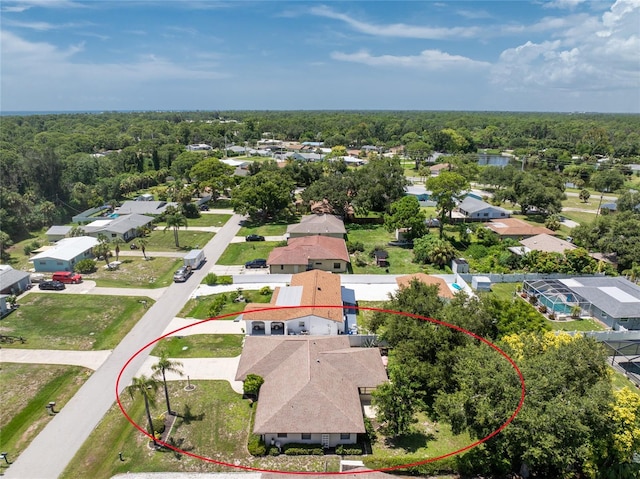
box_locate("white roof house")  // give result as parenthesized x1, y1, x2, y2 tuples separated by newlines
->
(30, 236, 99, 272)
(458, 197, 510, 220)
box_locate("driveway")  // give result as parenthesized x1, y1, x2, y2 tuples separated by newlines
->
(25, 280, 167, 301)
(0, 349, 112, 371)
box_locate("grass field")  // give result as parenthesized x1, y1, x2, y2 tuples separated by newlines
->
(151, 334, 244, 358)
(180, 289, 273, 319)
(143, 229, 214, 252)
(155, 214, 231, 228)
(547, 317, 606, 332)
(237, 222, 288, 236)
(2, 294, 151, 350)
(217, 242, 279, 265)
(84, 256, 182, 288)
(0, 364, 91, 461)
(484, 282, 520, 302)
(60, 380, 337, 478)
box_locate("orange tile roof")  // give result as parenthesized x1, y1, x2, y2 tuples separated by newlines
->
(267, 235, 350, 265)
(396, 273, 455, 299)
(484, 218, 554, 237)
(243, 270, 344, 323)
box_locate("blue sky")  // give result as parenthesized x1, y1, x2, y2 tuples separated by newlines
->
(1, 0, 639, 112)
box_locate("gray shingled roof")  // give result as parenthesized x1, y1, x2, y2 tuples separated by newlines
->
(458, 196, 509, 215)
(559, 276, 640, 319)
(286, 215, 346, 236)
(0, 266, 31, 290)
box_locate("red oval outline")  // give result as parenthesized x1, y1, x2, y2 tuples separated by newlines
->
(116, 304, 525, 475)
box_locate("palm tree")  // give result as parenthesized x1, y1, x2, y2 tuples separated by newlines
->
(112, 237, 124, 262)
(151, 352, 184, 415)
(129, 375, 160, 446)
(136, 237, 149, 260)
(623, 262, 640, 284)
(164, 208, 188, 248)
(92, 235, 111, 267)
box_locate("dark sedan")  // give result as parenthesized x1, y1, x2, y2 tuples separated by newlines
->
(39, 280, 65, 291)
(246, 234, 265, 242)
(245, 258, 268, 269)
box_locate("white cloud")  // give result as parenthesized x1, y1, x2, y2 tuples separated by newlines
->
(493, 0, 640, 93)
(331, 49, 491, 70)
(2, 19, 90, 30)
(310, 5, 481, 39)
(543, 0, 589, 9)
(1, 0, 85, 13)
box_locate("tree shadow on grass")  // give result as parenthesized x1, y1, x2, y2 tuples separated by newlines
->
(177, 404, 205, 425)
(386, 430, 436, 453)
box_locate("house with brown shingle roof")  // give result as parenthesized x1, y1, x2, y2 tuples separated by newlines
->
(516, 233, 577, 255)
(243, 270, 348, 336)
(235, 335, 388, 448)
(396, 273, 456, 299)
(267, 235, 350, 274)
(484, 218, 554, 239)
(286, 214, 346, 239)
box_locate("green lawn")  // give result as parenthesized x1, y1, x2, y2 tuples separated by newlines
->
(180, 289, 273, 319)
(143, 229, 214, 252)
(485, 283, 521, 302)
(560, 210, 598, 226)
(83, 256, 181, 288)
(611, 371, 640, 394)
(2, 294, 151, 350)
(151, 334, 244, 358)
(0, 364, 92, 462)
(217, 242, 279, 265)
(238, 222, 288, 236)
(548, 317, 606, 332)
(156, 214, 231, 228)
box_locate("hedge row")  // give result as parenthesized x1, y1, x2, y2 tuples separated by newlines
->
(283, 443, 324, 456)
(335, 444, 363, 455)
(363, 456, 458, 475)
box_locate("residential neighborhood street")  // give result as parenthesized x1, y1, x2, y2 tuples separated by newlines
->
(3, 215, 246, 479)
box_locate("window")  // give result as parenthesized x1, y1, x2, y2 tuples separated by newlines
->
(277, 433, 287, 438)
(299, 321, 305, 327)
(333, 263, 340, 269)
(301, 433, 311, 440)
(315, 262, 322, 265)
(483, 213, 489, 217)
(340, 433, 350, 440)
(280, 265, 284, 270)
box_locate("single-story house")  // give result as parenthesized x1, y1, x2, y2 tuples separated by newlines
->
(186, 143, 212, 151)
(429, 163, 452, 176)
(235, 335, 388, 447)
(83, 214, 154, 242)
(600, 202, 618, 213)
(286, 215, 346, 239)
(523, 276, 640, 330)
(458, 197, 510, 220)
(405, 185, 431, 203)
(45, 225, 73, 242)
(242, 270, 351, 336)
(484, 218, 554, 239)
(267, 236, 350, 274)
(510, 233, 577, 255)
(29, 236, 99, 272)
(0, 265, 32, 295)
(113, 201, 176, 216)
(396, 273, 456, 300)
(291, 152, 325, 162)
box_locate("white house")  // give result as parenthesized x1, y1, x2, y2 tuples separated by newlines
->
(458, 196, 510, 220)
(83, 214, 154, 242)
(29, 236, 99, 272)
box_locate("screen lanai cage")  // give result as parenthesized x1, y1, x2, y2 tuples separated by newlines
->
(522, 279, 591, 317)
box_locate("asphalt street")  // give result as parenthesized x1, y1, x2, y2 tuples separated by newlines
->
(4, 214, 246, 479)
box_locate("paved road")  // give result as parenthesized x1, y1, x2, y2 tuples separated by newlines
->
(4, 214, 246, 479)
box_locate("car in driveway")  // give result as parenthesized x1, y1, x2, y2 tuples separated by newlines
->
(173, 265, 193, 282)
(39, 280, 65, 291)
(246, 234, 265, 242)
(245, 258, 267, 269)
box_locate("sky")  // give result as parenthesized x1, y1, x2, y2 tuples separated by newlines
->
(1, 0, 639, 113)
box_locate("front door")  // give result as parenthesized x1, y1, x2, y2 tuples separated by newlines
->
(321, 434, 329, 448)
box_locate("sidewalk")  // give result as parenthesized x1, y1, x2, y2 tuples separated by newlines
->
(0, 349, 112, 370)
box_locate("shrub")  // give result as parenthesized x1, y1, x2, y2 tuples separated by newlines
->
(75, 259, 97, 274)
(260, 286, 272, 295)
(364, 456, 458, 475)
(336, 444, 363, 455)
(283, 443, 324, 455)
(244, 374, 264, 397)
(364, 416, 377, 444)
(152, 417, 165, 436)
(268, 446, 280, 456)
(248, 434, 266, 456)
(346, 241, 365, 254)
(23, 240, 41, 256)
(217, 275, 233, 285)
(208, 293, 228, 317)
(203, 273, 218, 285)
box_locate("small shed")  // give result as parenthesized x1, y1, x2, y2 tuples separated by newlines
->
(451, 258, 469, 274)
(472, 276, 492, 292)
(46, 225, 73, 243)
(374, 250, 389, 267)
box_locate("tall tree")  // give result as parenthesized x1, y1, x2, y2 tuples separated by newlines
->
(163, 206, 188, 248)
(92, 235, 111, 267)
(384, 196, 427, 240)
(426, 171, 469, 238)
(129, 375, 160, 446)
(231, 170, 295, 220)
(151, 352, 184, 415)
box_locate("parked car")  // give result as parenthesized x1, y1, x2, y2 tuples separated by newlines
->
(39, 280, 65, 291)
(387, 240, 414, 248)
(173, 265, 193, 282)
(51, 271, 82, 284)
(245, 258, 267, 269)
(246, 234, 265, 242)
(199, 204, 210, 211)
